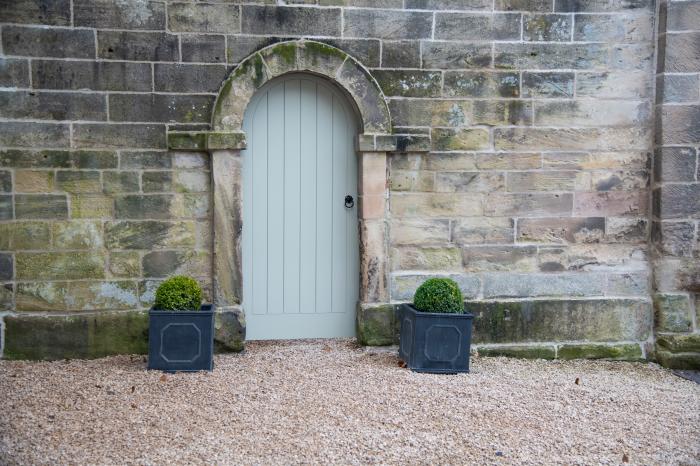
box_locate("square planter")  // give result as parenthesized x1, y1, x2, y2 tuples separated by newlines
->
(148, 304, 214, 372)
(398, 303, 474, 374)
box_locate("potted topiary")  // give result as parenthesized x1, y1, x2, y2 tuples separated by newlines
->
(398, 278, 474, 373)
(148, 275, 214, 372)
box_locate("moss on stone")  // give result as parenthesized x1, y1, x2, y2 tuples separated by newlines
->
(478, 345, 556, 360)
(656, 333, 700, 353)
(274, 43, 297, 65)
(655, 350, 700, 370)
(357, 304, 397, 346)
(304, 41, 346, 61)
(557, 343, 643, 361)
(167, 132, 207, 151)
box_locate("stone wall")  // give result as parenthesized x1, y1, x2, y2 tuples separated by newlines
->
(0, 0, 672, 362)
(652, 0, 700, 369)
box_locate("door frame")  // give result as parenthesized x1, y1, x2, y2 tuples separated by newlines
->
(165, 40, 431, 342)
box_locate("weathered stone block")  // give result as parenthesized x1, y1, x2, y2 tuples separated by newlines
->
(407, 0, 491, 8)
(174, 171, 209, 193)
(537, 100, 649, 127)
(55, 171, 101, 193)
(16, 252, 105, 280)
(435, 13, 521, 40)
(538, 244, 647, 273)
(356, 303, 398, 346)
(0, 170, 10, 192)
(142, 250, 209, 278)
(390, 170, 434, 192)
(668, 0, 700, 31)
(109, 251, 141, 278)
(606, 217, 647, 243)
(435, 172, 505, 192)
(655, 350, 700, 370)
(444, 71, 520, 97)
(657, 105, 700, 145)
(97, 31, 178, 61)
(463, 246, 538, 272)
(653, 185, 700, 219)
(558, 343, 642, 360)
(242, 5, 339, 36)
(1, 283, 12, 311)
(343, 9, 432, 39)
(181, 34, 226, 63)
(381, 41, 421, 68)
(651, 221, 694, 257)
(391, 273, 481, 301)
(318, 38, 381, 68)
(391, 193, 483, 217)
(555, 0, 652, 12)
(390, 219, 450, 246)
(654, 293, 693, 333)
(663, 32, 700, 73)
(32, 60, 152, 92)
(115, 195, 174, 220)
(392, 246, 463, 271)
(373, 70, 441, 98)
(0, 58, 29, 87)
(142, 171, 172, 192)
(154, 63, 228, 93)
(522, 72, 574, 98)
(74, 0, 165, 29)
(0, 221, 50, 250)
(495, 127, 649, 151)
(607, 272, 649, 296)
(72, 151, 118, 169)
(106, 220, 196, 250)
(495, 43, 608, 69)
(476, 152, 541, 170)
(0, 150, 71, 168)
(74, 124, 166, 150)
(3, 311, 149, 360)
(102, 172, 139, 194)
(52, 221, 103, 250)
(71, 194, 113, 219)
(482, 272, 606, 298)
(2, 26, 95, 58)
(0, 195, 10, 220)
(524, 14, 572, 41)
(17, 281, 140, 312)
(0, 253, 12, 281)
(656, 333, 700, 353)
(432, 128, 490, 151)
(0, 122, 70, 148)
(477, 345, 556, 359)
(214, 309, 245, 352)
(0, 91, 107, 121)
(657, 74, 700, 103)
(0, 0, 70, 25)
(15, 194, 68, 219)
(452, 218, 514, 245)
(485, 193, 573, 217)
(576, 71, 650, 99)
(471, 298, 651, 343)
(517, 217, 605, 243)
(507, 171, 580, 191)
(110, 94, 214, 124)
(575, 191, 648, 217)
(120, 151, 171, 169)
(654, 257, 700, 293)
(173, 153, 208, 169)
(574, 14, 652, 42)
(421, 41, 492, 69)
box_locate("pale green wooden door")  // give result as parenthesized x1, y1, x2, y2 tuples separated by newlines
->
(242, 74, 359, 340)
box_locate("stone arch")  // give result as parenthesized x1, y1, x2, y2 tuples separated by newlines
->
(211, 40, 392, 135)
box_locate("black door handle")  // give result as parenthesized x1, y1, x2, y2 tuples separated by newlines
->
(344, 195, 354, 208)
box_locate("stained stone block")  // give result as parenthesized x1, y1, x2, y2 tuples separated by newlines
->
(462, 246, 538, 272)
(0, 91, 103, 121)
(214, 309, 246, 353)
(343, 9, 432, 39)
(169, 3, 239, 33)
(655, 350, 700, 370)
(421, 41, 492, 69)
(607, 272, 649, 296)
(109, 251, 141, 278)
(72, 151, 118, 169)
(470, 298, 651, 343)
(174, 171, 209, 193)
(15, 252, 105, 280)
(316, 39, 381, 68)
(391, 99, 528, 127)
(2, 26, 95, 59)
(0, 122, 70, 148)
(534, 100, 647, 127)
(477, 345, 556, 359)
(110, 94, 214, 124)
(517, 217, 605, 243)
(173, 153, 208, 169)
(653, 185, 700, 219)
(575, 191, 648, 217)
(485, 193, 572, 217)
(15, 282, 67, 311)
(74, 0, 165, 29)
(32, 60, 152, 92)
(431, 128, 490, 151)
(606, 217, 647, 243)
(356, 304, 398, 346)
(373, 70, 441, 98)
(496, 0, 552, 11)
(576, 71, 650, 99)
(494, 43, 608, 69)
(154, 64, 228, 93)
(391, 274, 481, 301)
(524, 14, 572, 41)
(444, 71, 520, 98)
(0, 150, 70, 168)
(435, 13, 521, 41)
(406, 0, 492, 9)
(0, 283, 12, 311)
(0, 58, 29, 87)
(656, 333, 700, 354)
(654, 294, 693, 333)
(495, 127, 649, 151)
(381, 41, 421, 68)
(555, 0, 653, 12)
(0, 195, 11, 220)
(242, 5, 339, 36)
(71, 194, 113, 219)
(3, 312, 149, 360)
(482, 272, 606, 298)
(657, 74, 700, 103)
(668, 0, 700, 31)
(0, 253, 12, 281)
(663, 32, 700, 73)
(391, 246, 463, 271)
(142, 171, 172, 192)
(390, 219, 450, 246)
(651, 221, 694, 257)
(173, 193, 211, 218)
(0, 171, 10, 193)
(507, 171, 579, 191)
(392, 193, 483, 217)
(573, 14, 653, 42)
(55, 171, 101, 193)
(120, 151, 171, 169)
(657, 106, 700, 145)
(115, 195, 174, 220)
(52, 221, 103, 249)
(0, 222, 50, 250)
(73, 124, 166, 150)
(142, 250, 210, 278)
(0, 0, 71, 25)
(17, 281, 140, 312)
(522, 72, 574, 98)
(15, 194, 68, 219)
(97, 31, 178, 62)
(102, 172, 139, 194)
(476, 153, 541, 170)
(181, 35, 226, 63)
(557, 343, 642, 360)
(435, 172, 505, 193)
(452, 218, 514, 245)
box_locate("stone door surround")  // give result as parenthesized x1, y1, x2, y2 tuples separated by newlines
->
(166, 40, 430, 323)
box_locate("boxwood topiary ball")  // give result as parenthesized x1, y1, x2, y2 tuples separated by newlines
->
(154, 275, 203, 311)
(413, 278, 464, 313)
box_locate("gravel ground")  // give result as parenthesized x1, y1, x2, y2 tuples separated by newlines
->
(1, 339, 698, 465)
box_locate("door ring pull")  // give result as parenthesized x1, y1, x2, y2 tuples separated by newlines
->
(344, 195, 354, 208)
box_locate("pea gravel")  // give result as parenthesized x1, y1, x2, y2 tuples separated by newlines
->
(1, 339, 698, 465)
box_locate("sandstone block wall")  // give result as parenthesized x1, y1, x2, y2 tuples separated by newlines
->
(0, 0, 689, 363)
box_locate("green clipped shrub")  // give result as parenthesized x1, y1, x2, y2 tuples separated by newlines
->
(413, 278, 464, 314)
(153, 275, 203, 311)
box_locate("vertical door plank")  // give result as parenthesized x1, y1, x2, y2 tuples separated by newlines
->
(283, 80, 301, 314)
(331, 96, 348, 313)
(250, 93, 269, 315)
(315, 85, 333, 314)
(299, 79, 317, 315)
(266, 84, 285, 314)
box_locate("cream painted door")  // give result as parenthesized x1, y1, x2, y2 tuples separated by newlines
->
(242, 74, 359, 340)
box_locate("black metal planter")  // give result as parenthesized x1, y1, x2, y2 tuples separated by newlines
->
(148, 304, 214, 372)
(398, 304, 474, 374)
